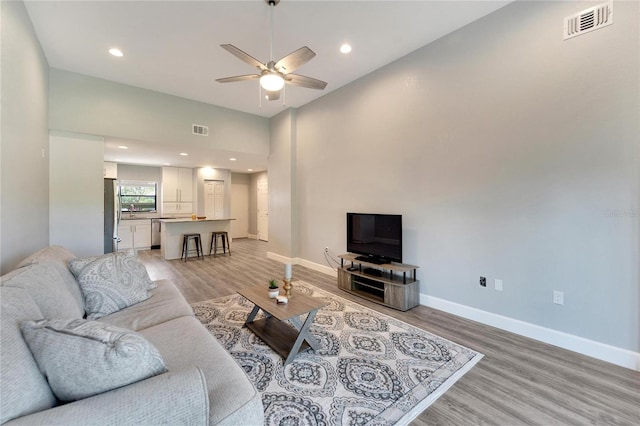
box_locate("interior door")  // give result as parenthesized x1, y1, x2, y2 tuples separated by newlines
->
(205, 181, 215, 218)
(231, 182, 249, 238)
(205, 180, 225, 219)
(214, 181, 224, 219)
(257, 179, 268, 241)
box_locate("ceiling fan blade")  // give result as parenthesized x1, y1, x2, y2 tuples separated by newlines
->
(216, 74, 260, 83)
(285, 74, 327, 90)
(265, 90, 281, 101)
(220, 44, 267, 71)
(275, 46, 316, 74)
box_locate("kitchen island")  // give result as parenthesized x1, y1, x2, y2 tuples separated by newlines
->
(159, 218, 235, 260)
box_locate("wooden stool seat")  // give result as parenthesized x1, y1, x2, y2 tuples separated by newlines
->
(209, 231, 230, 257)
(181, 233, 203, 261)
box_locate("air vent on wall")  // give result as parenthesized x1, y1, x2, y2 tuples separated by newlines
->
(192, 124, 209, 136)
(564, 1, 612, 40)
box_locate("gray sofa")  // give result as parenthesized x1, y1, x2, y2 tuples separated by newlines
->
(0, 246, 263, 425)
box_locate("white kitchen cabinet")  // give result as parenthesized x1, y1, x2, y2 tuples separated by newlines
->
(103, 162, 117, 179)
(162, 167, 192, 203)
(162, 202, 193, 215)
(117, 219, 151, 250)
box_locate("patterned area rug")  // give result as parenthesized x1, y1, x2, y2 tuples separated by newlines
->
(191, 281, 483, 426)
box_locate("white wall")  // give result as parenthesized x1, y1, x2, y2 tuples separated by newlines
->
(282, 1, 639, 353)
(49, 132, 104, 257)
(0, 0, 50, 273)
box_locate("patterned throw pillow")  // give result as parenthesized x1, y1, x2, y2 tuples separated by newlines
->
(20, 318, 167, 402)
(68, 251, 152, 319)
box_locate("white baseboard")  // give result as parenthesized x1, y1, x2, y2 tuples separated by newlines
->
(291, 257, 639, 371)
(296, 257, 337, 277)
(421, 294, 640, 371)
(248, 234, 258, 240)
(266, 251, 292, 264)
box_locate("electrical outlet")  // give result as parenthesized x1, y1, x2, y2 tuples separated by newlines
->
(324, 247, 329, 253)
(479, 276, 487, 287)
(553, 290, 564, 305)
(495, 279, 503, 291)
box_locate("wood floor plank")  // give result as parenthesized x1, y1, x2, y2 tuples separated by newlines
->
(137, 239, 640, 425)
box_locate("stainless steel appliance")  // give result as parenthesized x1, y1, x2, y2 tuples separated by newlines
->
(151, 219, 161, 249)
(104, 179, 121, 253)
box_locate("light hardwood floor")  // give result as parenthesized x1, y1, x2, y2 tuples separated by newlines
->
(138, 239, 639, 426)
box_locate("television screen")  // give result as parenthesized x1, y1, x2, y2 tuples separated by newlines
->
(347, 213, 402, 264)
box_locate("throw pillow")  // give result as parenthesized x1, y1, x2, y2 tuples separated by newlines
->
(68, 251, 152, 319)
(20, 318, 167, 402)
(15, 245, 76, 269)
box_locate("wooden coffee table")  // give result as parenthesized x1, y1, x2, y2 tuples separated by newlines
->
(237, 285, 328, 366)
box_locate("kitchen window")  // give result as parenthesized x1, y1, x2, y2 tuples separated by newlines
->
(119, 181, 157, 212)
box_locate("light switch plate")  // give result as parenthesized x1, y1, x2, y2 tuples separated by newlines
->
(553, 290, 564, 305)
(494, 279, 503, 291)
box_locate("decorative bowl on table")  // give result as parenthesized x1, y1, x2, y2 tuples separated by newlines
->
(197, 216, 206, 220)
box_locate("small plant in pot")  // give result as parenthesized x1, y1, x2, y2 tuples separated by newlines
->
(268, 279, 279, 298)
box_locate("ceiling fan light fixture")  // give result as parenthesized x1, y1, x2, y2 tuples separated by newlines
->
(260, 73, 285, 91)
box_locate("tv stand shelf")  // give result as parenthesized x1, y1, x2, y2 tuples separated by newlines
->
(337, 253, 420, 311)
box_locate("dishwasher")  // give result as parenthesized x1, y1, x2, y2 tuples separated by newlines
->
(151, 219, 161, 249)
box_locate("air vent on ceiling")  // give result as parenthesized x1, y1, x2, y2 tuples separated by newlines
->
(192, 124, 209, 136)
(564, 1, 612, 40)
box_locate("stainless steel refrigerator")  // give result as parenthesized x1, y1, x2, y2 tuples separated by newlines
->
(104, 179, 120, 253)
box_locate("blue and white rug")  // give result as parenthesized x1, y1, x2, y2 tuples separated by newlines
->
(192, 281, 483, 426)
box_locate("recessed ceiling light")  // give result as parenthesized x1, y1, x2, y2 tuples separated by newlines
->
(164, 163, 171, 166)
(229, 158, 237, 161)
(340, 43, 352, 54)
(180, 153, 188, 156)
(248, 169, 253, 172)
(109, 48, 124, 57)
(117, 145, 128, 149)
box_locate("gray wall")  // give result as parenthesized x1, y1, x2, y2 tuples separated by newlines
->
(268, 109, 296, 257)
(285, 1, 639, 351)
(117, 164, 162, 184)
(0, 1, 50, 273)
(49, 68, 270, 157)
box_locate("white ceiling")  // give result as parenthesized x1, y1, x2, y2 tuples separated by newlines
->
(25, 0, 511, 171)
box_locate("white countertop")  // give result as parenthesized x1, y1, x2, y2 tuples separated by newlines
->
(159, 218, 235, 223)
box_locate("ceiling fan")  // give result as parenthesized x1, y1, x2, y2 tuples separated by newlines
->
(216, 0, 327, 101)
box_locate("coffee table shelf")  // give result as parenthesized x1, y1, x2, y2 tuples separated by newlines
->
(237, 285, 327, 365)
(245, 317, 310, 360)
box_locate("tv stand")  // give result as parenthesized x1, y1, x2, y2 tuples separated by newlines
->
(337, 253, 420, 311)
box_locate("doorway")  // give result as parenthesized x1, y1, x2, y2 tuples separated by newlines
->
(205, 180, 225, 219)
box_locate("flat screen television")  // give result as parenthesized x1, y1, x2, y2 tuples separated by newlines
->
(346, 213, 402, 264)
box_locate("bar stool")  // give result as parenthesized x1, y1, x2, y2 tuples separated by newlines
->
(209, 231, 231, 257)
(181, 233, 203, 261)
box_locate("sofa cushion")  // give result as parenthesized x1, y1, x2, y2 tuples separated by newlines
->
(0, 287, 56, 424)
(140, 316, 264, 425)
(13, 246, 85, 313)
(1, 262, 84, 319)
(15, 245, 76, 269)
(69, 252, 152, 320)
(98, 280, 194, 331)
(20, 318, 167, 402)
